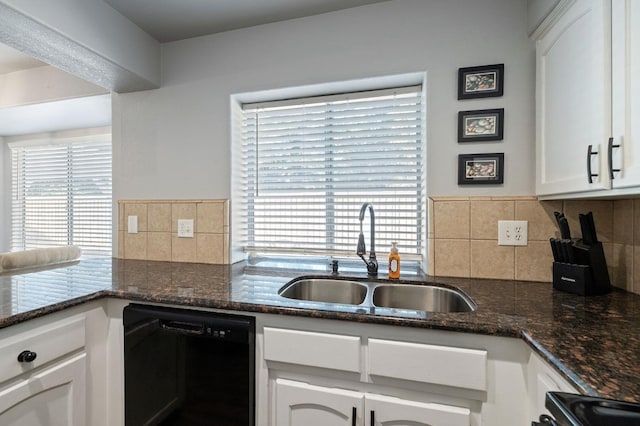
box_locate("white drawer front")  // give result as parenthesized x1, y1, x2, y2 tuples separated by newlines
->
(368, 338, 487, 391)
(264, 327, 361, 372)
(0, 316, 85, 384)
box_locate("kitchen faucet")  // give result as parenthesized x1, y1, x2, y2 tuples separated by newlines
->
(357, 203, 378, 276)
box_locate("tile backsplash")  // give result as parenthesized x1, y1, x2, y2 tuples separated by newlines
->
(428, 196, 639, 295)
(117, 199, 229, 264)
(117, 196, 639, 294)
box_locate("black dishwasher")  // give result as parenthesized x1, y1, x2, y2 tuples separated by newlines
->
(123, 304, 255, 426)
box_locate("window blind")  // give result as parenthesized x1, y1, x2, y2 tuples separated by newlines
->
(234, 86, 425, 260)
(9, 130, 112, 255)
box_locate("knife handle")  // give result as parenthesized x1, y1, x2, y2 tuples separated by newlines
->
(587, 145, 599, 184)
(608, 137, 621, 180)
(550, 238, 560, 262)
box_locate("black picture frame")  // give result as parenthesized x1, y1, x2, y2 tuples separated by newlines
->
(458, 108, 504, 142)
(458, 153, 504, 185)
(458, 64, 504, 99)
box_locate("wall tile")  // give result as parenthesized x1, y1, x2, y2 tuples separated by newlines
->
(434, 239, 470, 278)
(609, 243, 634, 291)
(124, 203, 148, 232)
(117, 231, 124, 258)
(223, 200, 230, 227)
(470, 200, 514, 240)
(197, 202, 224, 234)
(148, 203, 172, 232)
(124, 232, 147, 260)
(427, 238, 435, 276)
(118, 202, 124, 232)
(223, 232, 230, 264)
(433, 201, 470, 239)
(515, 241, 554, 282)
(147, 232, 172, 261)
(470, 240, 514, 280)
(197, 233, 224, 264)
(516, 200, 563, 241)
(612, 200, 633, 244)
(634, 245, 640, 294)
(172, 203, 197, 233)
(428, 198, 435, 238)
(603, 243, 614, 281)
(172, 235, 197, 262)
(635, 200, 640, 243)
(563, 200, 613, 243)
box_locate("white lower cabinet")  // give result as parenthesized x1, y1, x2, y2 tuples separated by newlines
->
(0, 353, 86, 426)
(0, 302, 110, 426)
(275, 379, 363, 426)
(365, 393, 469, 426)
(527, 351, 579, 420)
(275, 379, 470, 426)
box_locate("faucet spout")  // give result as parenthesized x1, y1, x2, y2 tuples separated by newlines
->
(357, 203, 378, 276)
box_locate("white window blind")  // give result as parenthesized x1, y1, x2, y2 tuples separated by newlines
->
(234, 85, 425, 260)
(9, 129, 112, 255)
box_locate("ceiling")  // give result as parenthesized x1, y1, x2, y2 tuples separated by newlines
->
(0, 0, 388, 135)
(103, 0, 390, 42)
(0, 43, 44, 74)
(0, 94, 111, 137)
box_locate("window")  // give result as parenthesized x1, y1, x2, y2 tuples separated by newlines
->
(233, 85, 425, 263)
(9, 128, 112, 255)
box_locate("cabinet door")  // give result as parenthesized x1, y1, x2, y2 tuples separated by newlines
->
(611, 0, 640, 188)
(536, 0, 612, 196)
(366, 393, 470, 426)
(0, 353, 86, 426)
(275, 379, 363, 426)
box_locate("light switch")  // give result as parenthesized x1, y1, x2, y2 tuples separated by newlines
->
(177, 219, 194, 238)
(127, 216, 138, 234)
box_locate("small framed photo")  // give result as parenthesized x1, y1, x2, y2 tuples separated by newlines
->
(458, 64, 504, 99)
(458, 108, 504, 142)
(458, 153, 504, 185)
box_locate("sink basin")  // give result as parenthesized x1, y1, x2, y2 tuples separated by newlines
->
(372, 284, 476, 313)
(278, 278, 367, 305)
(278, 276, 476, 313)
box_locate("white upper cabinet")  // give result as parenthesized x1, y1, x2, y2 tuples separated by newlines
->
(536, 0, 640, 198)
(535, 0, 612, 196)
(610, 0, 640, 189)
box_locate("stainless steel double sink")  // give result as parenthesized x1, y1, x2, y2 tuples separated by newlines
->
(278, 277, 476, 313)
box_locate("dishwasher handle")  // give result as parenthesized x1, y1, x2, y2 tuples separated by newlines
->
(160, 320, 205, 335)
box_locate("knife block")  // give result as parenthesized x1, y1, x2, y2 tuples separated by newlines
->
(552, 241, 611, 296)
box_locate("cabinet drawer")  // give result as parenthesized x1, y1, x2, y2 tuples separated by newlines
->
(0, 316, 85, 384)
(368, 338, 487, 391)
(264, 327, 361, 372)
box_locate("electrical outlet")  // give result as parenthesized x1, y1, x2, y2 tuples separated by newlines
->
(498, 220, 528, 246)
(177, 219, 194, 238)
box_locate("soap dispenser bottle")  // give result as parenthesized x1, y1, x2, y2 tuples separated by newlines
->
(388, 242, 400, 279)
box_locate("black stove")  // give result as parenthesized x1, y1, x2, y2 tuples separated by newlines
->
(532, 392, 640, 426)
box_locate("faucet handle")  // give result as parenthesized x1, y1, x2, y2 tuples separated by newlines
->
(367, 258, 378, 275)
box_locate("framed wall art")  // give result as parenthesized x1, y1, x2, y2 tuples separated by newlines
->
(458, 64, 504, 99)
(458, 153, 504, 185)
(458, 108, 504, 142)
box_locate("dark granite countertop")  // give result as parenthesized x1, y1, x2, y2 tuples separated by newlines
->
(1, 256, 639, 403)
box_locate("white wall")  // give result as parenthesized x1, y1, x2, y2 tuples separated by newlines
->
(114, 0, 534, 203)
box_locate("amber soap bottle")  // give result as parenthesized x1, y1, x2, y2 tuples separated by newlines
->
(388, 242, 400, 279)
